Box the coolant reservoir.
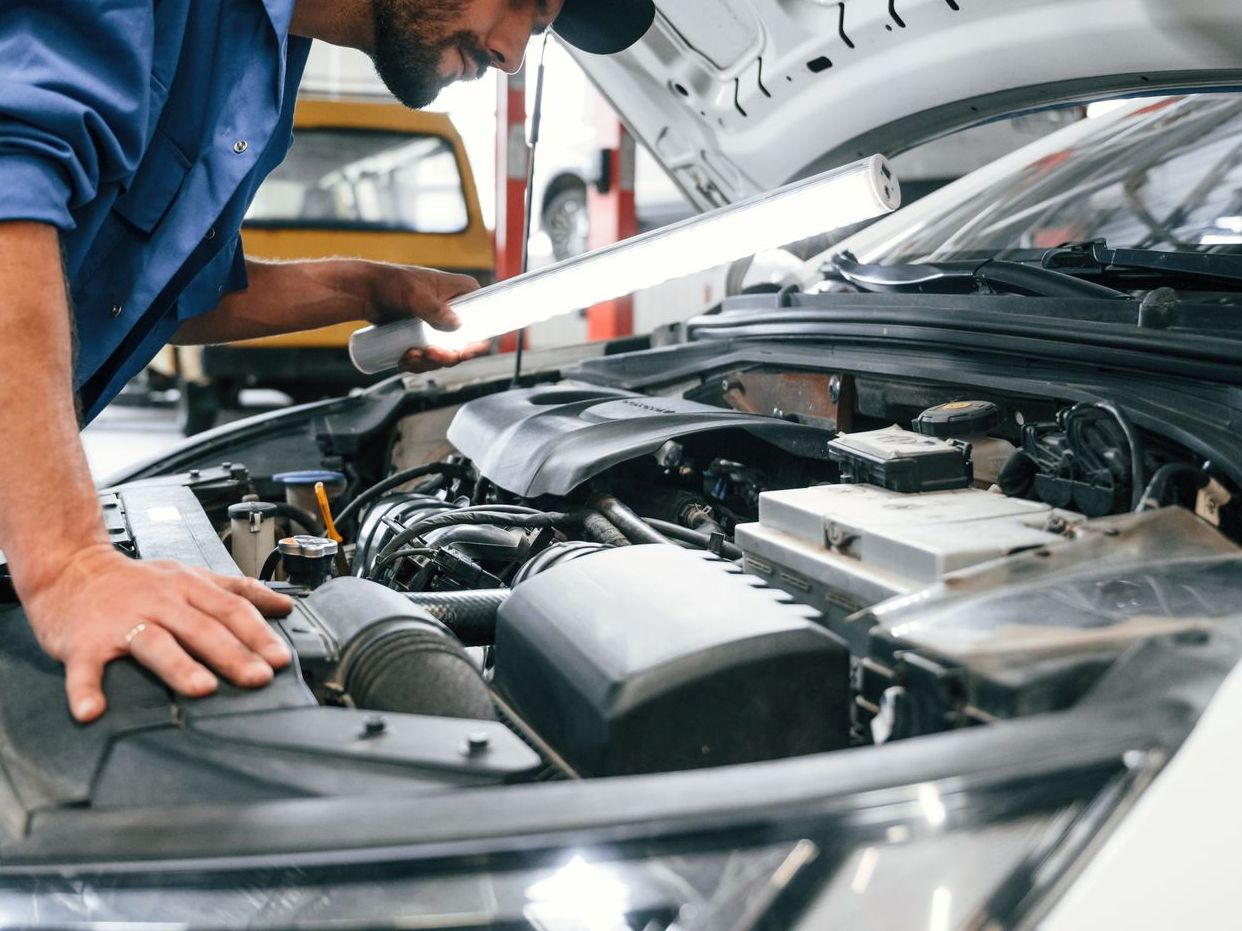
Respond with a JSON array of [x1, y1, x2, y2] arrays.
[[229, 501, 277, 578], [913, 400, 1016, 487], [970, 437, 1019, 487]]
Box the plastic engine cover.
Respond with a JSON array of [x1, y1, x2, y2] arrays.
[[494, 545, 850, 776], [447, 385, 832, 497]]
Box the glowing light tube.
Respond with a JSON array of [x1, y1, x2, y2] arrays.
[[349, 155, 900, 374]]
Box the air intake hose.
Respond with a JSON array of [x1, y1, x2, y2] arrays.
[[339, 620, 496, 720], [304, 577, 495, 720]]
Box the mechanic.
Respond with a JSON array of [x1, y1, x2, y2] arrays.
[[0, 0, 654, 723]]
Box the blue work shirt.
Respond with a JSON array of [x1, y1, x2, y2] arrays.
[[0, 0, 311, 422]]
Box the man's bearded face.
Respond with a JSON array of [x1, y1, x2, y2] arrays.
[[371, 0, 494, 109]]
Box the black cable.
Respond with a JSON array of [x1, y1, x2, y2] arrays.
[[643, 518, 745, 560], [1135, 462, 1209, 512], [334, 463, 470, 531], [258, 547, 283, 582], [511, 33, 550, 388], [367, 547, 438, 579], [374, 509, 570, 575], [1067, 401, 1147, 510]]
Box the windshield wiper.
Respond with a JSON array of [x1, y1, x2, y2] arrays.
[[1042, 241, 1242, 288], [830, 252, 1129, 300]]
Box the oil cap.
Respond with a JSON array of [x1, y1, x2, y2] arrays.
[[914, 400, 1003, 439]]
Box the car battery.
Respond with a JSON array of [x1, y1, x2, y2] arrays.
[[736, 483, 1077, 652]]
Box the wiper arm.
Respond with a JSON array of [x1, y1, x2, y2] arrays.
[[831, 252, 1128, 300], [1042, 241, 1242, 287]]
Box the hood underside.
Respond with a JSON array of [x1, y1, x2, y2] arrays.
[[570, 0, 1242, 209]]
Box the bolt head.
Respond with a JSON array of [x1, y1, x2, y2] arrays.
[[362, 715, 387, 736], [462, 731, 491, 755]]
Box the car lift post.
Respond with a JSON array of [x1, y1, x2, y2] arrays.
[[586, 96, 638, 341], [495, 67, 528, 353]]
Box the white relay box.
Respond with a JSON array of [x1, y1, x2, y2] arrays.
[[736, 484, 1078, 643]]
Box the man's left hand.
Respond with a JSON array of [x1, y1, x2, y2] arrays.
[[364, 264, 493, 374]]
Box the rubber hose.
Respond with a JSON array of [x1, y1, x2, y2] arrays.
[[644, 518, 745, 560], [590, 494, 672, 545], [579, 510, 631, 547], [405, 590, 510, 647], [1069, 401, 1147, 510], [271, 502, 322, 535], [342, 621, 496, 720], [334, 463, 470, 530], [1136, 462, 1209, 512], [511, 541, 612, 585], [375, 509, 569, 568], [258, 546, 283, 582]]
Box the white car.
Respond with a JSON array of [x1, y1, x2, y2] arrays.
[[6, 2, 1242, 927]]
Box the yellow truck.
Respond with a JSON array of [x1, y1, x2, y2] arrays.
[[174, 98, 494, 433]]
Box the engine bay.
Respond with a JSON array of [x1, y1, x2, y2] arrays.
[[3, 353, 1241, 814]]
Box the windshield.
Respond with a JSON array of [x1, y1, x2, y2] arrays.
[[872, 95, 1242, 264], [245, 129, 469, 234]]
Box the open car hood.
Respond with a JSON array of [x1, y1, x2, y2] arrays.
[[569, 0, 1242, 209]]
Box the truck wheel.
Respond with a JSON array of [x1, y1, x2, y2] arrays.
[[178, 382, 219, 436]]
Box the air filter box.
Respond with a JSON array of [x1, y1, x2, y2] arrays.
[[494, 546, 850, 776]]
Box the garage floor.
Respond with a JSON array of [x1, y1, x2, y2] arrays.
[[82, 404, 183, 482]]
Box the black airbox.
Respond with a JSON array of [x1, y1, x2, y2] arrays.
[[494, 546, 850, 776]]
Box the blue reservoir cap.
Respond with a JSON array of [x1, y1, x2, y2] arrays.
[[273, 470, 347, 487]]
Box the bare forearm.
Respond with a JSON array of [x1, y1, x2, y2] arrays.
[[170, 258, 373, 345], [0, 223, 108, 592], [170, 256, 482, 374]]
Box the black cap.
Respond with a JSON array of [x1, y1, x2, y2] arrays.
[[553, 0, 656, 55], [913, 401, 1004, 439]]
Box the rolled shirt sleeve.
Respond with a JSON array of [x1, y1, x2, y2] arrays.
[[0, 1, 153, 230]]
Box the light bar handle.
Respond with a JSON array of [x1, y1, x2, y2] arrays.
[[349, 318, 429, 375]]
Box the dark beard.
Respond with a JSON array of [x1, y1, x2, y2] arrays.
[[371, 0, 492, 109]]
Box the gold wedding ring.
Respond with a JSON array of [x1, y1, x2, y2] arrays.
[[125, 623, 148, 646]]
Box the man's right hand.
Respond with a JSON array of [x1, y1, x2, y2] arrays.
[[21, 544, 294, 722]]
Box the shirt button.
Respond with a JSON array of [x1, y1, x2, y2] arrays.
[[205, 228, 217, 241], [233, 140, 249, 154], [110, 304, 123, 318]]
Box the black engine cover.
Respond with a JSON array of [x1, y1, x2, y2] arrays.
[[494, 545, 850, 776], [447, 385, 831, 497]]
